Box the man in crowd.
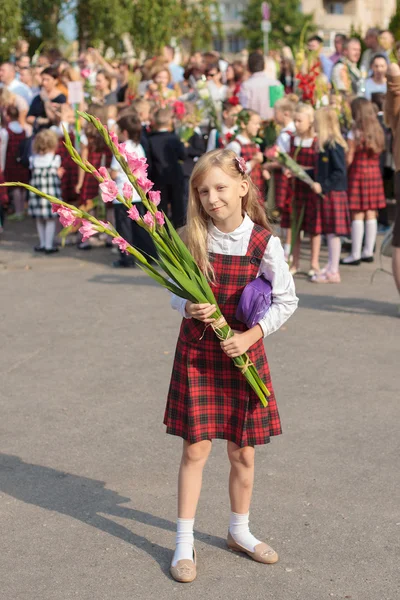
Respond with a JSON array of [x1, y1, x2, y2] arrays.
[[239, 51, 283, 121], [0, 61, 33, 105], [360, 28, 383, 73], [162, 45, 184, 85], [307, 35, 333, 80], [331, 38, 362, 94], [330, 34, 347, 65]]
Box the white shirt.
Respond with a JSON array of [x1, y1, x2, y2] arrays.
[[110, 140, 145, 204], [206, 124, 237, 152], [276, 122, 296, 153], [171, 214, 298, 337], [7, 78, 33, 105]]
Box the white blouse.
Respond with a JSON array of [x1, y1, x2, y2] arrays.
[[171, 214, 298, 337]]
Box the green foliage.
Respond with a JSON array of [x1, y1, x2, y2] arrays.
[[389, 0, 400, 43], [77, 0, 131, 52], [21, 0, 65, 49], [241, 0, 315, 51], [0, 0, 22, 62]]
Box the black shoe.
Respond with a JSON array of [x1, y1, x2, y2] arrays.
[[361, 256, 374, 263], [34, 245, 45, 252], [340, 257, 361, 266], [78, 242, 91, 250], [44, 247, 59, 255], [112, 260, 135, 268]]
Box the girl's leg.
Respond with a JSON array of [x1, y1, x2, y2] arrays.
[[327, 234, 342, 275], [227, 442, 260, 552], [310, 234, 321, 271], [292, 235, 301, 270], [13, 188, 26, 216], [172, 439, 211, 566], [341, 212, 364, 263], [36, 218, 46, 248], [362, 210, 378, 259], [44, 219, 56, 250], [283, 228, 291, 261]]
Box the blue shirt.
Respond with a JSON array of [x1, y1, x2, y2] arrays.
[[365, 78, 387, 100], [319, 53, 333, 81], [168, 63, 184, 84]]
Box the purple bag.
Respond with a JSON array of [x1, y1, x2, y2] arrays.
[[235, 275, 272, 329]]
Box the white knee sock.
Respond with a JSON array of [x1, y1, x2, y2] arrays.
[[172, 518, 195, 566], [229, 511, 261, 553], [342, 220, 364, 262], [36, 218, 46, 247], [327, 234, 342, 274], [44, 219, 56, 250], [362, 219, 377, 258]]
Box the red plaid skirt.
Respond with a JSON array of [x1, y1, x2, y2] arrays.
[[164, 225, 282, 447], [289, 138, 321, 235], [239, 141, 265, 204], [80, 148, 112, 203], [0, 171, 8, 206], [348, 150, 386, 212], [4, 129, 30, 184], [320, 191, 350, 235], [57, 133, 79, 205], [274, 169, 291, 228]]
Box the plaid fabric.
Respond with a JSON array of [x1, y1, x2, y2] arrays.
[[0, 171, 8, 206], [57, 131, 79, 205], [4, 128, 30, 184], [274, 169, 291, 228], [28, 156, 61, 219], [238, 141, 265, 204], [164, 225, 282, 447], [348, 149, 386, 211], [320, 191, 350, 235], [290, 137, 321, 235], [80, 147, 112, 203]]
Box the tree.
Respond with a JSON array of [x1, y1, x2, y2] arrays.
[[21, 0, 66, 50], [389, 0, 400, 43], [240, 0, 314, 52], [0, 0, 22, 62], [77, 0, 132, 52]]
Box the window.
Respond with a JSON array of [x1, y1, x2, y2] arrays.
[[327, 2, 344, 14]]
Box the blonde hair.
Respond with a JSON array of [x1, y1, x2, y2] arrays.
[[32, 129, 58, 154], [315, 106, 347, 151], [186, 149, 271, 281], [274, 97, 296, 116], [294, 102, 315, 137]]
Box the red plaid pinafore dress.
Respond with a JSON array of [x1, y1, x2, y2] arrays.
[[80, 146, 112, 203], [237, 140, 265, 205], [289, 137, 321, 235], [274, 169, 291, 228], [57, 131, 79, 205], [348, 145, 386, 212], [164, 225, 282, 448], [4, 128, 30, 184]]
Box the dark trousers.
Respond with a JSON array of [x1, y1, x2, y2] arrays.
[[155, 179, 186, 229], [114, 202, 157, 265]]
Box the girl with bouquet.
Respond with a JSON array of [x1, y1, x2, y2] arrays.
[[340, 98, 386, 265], [310, 107, 349, 283], [164, 149, 298, 583]]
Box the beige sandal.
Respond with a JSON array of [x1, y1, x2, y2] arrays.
[[170, 547, 197, 583], [227, 531, 279, 564]]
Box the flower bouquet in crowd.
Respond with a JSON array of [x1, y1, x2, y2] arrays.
[[2, 113, 270, 408], [173, 101, 203, 144], [195, 76, 222, 133], [294, 22, 329, 107]]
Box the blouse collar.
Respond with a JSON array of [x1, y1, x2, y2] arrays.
[[208, 213, 253, 241]]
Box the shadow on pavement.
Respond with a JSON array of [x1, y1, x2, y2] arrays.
[[0, 454, 226, 577], [298, 292, 397, 317]]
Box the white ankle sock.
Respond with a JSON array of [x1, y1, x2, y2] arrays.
[[172, 518, 194, 567], [350, 219, 364, 260], [327, 234, 341, 274], [229, 511, 261, 553], [362, 219, 377, 258]]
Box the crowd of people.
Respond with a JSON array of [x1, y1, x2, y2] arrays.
[[0, 31, 399, 296]]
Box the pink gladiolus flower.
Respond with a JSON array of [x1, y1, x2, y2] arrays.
[[98, 220, 111, 230], [51, 203, 60, 213], [148, 190, 161, 206], [126, 153, 148, 180], [58, 206, 80, 228], [123, 182, 133, 201], [99, 179, 119, 203], [79, 220, 97, 242], [137, 175, 153, 194], [98, 166, 110, 180], [112, 236, 129, 253], [143, 211, 154, 228], [155, 211, 165, 227], [265, 145, 279, 161], [109, 131, 119, 146], [127, 205, 140, 221]]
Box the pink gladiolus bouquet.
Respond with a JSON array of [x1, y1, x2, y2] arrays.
[[2, 112, 270, 407], [265, 145, 317, 190]]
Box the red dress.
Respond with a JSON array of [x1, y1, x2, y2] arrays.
[[237, 140, 265, 205], [56, 130, 79, 205], [164, 225, 282, 448], [80, 146, 112, 203], [348, 146, 386, 212], [4, 127, 30, 184], [274, 169, 291, 228], [289, 136, 321, 235]]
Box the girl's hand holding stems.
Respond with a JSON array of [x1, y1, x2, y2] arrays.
[[185, 301, 263, 358]]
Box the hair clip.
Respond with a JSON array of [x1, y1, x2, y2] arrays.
[[235, 156, 247, 175]]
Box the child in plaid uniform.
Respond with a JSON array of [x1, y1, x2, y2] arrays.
[[3, 106, 30, 220], [311, 107, 350, 283], [28, 129, 64, 254], [165, 149, 298, 583], [341, 98, 386, 265], [226, 109, 267, 205], [286, 103, 321, 276]]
